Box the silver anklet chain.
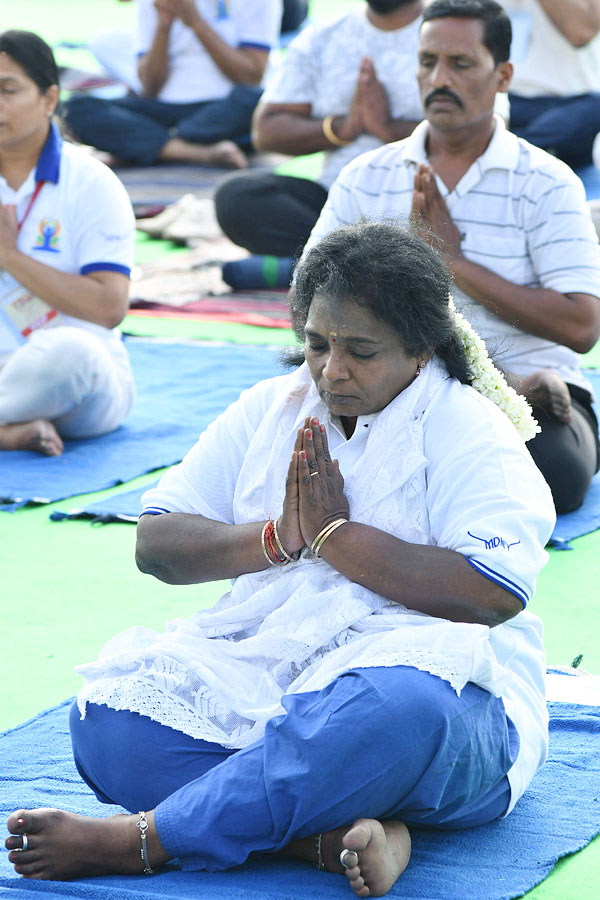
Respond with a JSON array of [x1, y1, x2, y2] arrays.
[[315, 833, 325, 870], [136, 811, 155, 875]]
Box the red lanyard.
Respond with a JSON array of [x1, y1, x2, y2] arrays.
[[17, 180, 44, 232]]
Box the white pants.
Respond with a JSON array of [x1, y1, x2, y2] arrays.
[[0, 327, 135, 438]]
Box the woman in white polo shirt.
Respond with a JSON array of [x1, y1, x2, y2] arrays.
[[6, 223, 555, 896], [0, 30, 136, 456]]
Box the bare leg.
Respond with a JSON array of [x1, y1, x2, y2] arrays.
[[5, 808, 169, 880], [0, 420, 63, 455], [5, 807, 409, 892], [158, 137, 247, 169], [519, 369, 572, 424], [284, 818, 411, 898]]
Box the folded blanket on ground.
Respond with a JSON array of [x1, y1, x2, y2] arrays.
[[128, 294, 291, 329], [0, 695, 598, 899], [0, 339, 285, 511]]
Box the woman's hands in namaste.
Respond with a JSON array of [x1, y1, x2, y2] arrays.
[[277, 417, 349, 555]]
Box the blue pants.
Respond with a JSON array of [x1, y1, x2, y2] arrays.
[[70, 667, 518, 872], [509, 92, 600, 169], [63, 85, 262, 165]]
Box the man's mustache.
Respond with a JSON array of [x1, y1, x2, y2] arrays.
[[425, 88, 464, 109]]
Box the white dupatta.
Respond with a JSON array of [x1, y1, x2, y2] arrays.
[[77, 361, 515, 748]]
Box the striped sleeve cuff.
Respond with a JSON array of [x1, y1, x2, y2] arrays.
[[466, 557, 530, 608], [139, 506, 171, 517], [238, 41, 271, 51], [81, 262, 131, 277]]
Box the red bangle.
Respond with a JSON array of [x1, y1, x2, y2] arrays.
[[261, 519, 288, 567]]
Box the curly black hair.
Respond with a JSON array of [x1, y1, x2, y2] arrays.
[[289, 220, 471, 384]]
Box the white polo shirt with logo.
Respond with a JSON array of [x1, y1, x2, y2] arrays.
[[0, 124, 135, 366], [306, 117, 600, 392], [136, 0, 283, 104]]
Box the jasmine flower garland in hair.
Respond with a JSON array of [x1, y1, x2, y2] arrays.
[[448, 298, 541, 442]]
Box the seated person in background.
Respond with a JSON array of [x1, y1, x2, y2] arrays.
[[280, 0, 309, 34], [0, 31, 136, 457], [214, 0, 425, 286], [63, 0, 283, 169], [503, 0, 600, 170], [90, 0, 308, 96], [6, 221, 555, 895], [306, 0, 600, 514]]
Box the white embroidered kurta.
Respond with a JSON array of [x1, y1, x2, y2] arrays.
[[76, 360, 555, 812]]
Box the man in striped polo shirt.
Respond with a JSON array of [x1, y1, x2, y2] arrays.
[[305, 0, 600, 514]]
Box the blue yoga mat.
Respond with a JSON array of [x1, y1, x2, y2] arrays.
[[0, 698, 598, 899], [50, 481, 160, 523], [0, 339, 285, 512]]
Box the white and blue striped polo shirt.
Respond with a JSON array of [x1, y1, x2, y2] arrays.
[[306, 117, 600, 392]]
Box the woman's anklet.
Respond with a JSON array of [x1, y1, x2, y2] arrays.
[[315, 832, 325, 870], [136, 811, 155, 875]]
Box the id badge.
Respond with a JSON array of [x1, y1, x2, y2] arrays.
[[0, 269, 58, 354]]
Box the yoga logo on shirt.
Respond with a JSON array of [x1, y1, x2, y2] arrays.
[[215, 0, 229, 19], [33, 218, 61, 254], [468, 531, 521, 551]]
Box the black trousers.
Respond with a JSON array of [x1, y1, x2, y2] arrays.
[[281, 0, 309, 33], [527, 384, 599, 514], [214, 172, 329, 257]]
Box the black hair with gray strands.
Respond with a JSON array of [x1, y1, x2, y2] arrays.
[[289, 220, 472, 384], [422, 0, 512, 64], [0, 30, 59, 92]]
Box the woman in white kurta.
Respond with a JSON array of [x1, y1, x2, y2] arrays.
[[6, 222, 555, 896], [0, 31, 135, 456]]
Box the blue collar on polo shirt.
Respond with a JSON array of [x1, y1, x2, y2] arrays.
[[34, 122, 63, 184]]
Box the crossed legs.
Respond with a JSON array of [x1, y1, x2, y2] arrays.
[[5, 667, 516, 894]]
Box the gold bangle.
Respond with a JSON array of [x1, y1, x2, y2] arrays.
[[322, 114, 350, 147], [273, 518, 301, 563], [311, 518, 349, 557]]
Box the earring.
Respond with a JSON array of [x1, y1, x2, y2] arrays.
[[415, 361, 425, 377]]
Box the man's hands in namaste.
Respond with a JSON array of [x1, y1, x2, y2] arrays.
[[335, 57, 392, 144], [277, 417, 349, 556], [411, 163, 462, 262]]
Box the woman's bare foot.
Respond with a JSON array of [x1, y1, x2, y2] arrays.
[[333, 819, 410, 897], [521, 369, 572, 424], [0, 420, 63, 455], [284, 818, 410, 897], [5, 808, 169, 880]]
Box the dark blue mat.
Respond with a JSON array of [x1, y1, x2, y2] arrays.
[[0, 698, 598, 899], [578, 165, 600, 200], [50, 480, 159, 523], [549, 370, 600, 548], [0, 339, 285, 511]]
